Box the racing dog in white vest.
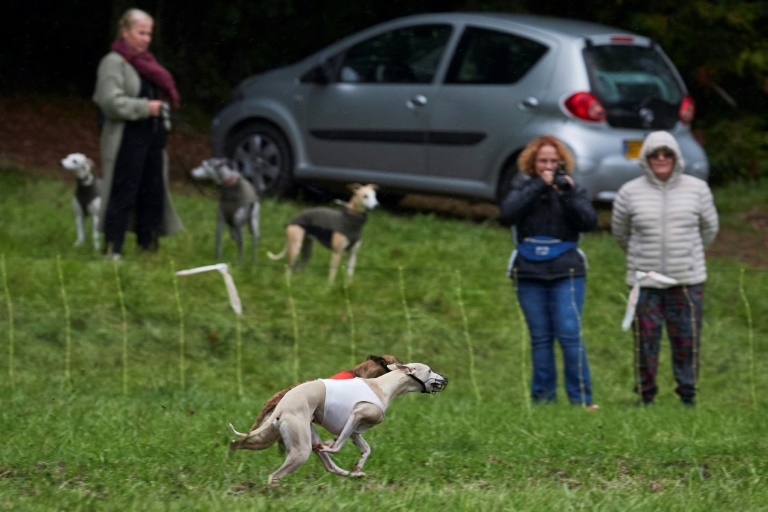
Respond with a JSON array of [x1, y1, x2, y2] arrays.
[[229, 362, 447, 485]]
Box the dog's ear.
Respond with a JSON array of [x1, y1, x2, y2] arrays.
[[391, 363, 412, 374], [85, 158, 95, 171], [368, 183, 379, 190], [348, 183, 363, 191], [378, 354, 401, 365]]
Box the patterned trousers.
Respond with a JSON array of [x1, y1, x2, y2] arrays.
[[632, 284, 703, 403]]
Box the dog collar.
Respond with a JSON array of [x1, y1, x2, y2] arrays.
[[407, 374, 428, 393]]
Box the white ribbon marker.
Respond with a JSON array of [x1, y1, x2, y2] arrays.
[[176, 263, 242, 315], [621, 271, 678, 331]]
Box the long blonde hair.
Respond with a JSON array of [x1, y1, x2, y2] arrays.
[[516, 135, 575, 176]]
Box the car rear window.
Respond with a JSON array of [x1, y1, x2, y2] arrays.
[[445, 27, 548, 85], [585, 44, 684, 129]]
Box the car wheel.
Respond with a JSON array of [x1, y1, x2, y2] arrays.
[[377, 190, 406, 208], [226, 122, 294, 197], [496, 160, 528, 203]]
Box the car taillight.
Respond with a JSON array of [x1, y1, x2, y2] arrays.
[[564, 92, 606, 122], [679, 96, 695, 124]]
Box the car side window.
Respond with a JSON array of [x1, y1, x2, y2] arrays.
[[337, 24, 452, 84], [445, 27, 548, 84]]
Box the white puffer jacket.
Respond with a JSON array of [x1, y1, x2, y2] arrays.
[[612, 131, 719, 288]]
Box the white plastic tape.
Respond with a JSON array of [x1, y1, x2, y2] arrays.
[[176, 263, 242, 315], [621, 271, 678, 331]]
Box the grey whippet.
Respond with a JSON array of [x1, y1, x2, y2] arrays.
[[229, 362, 448, 485], [190, 158, 260, 264], [60, 153, 102, 251], [267, 183, 378, 284]]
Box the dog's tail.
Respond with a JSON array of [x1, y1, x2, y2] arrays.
[[230, 423, 248, 438], [267, 246, 287, 260], [229, 421, 281, 452]]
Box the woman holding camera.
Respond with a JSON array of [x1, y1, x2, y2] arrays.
[[499, 134, 598, 408]]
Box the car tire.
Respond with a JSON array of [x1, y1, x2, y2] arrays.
[[225, 122, 294, 197], [496, 160, 530, 226], [496, 160, 528, 203], [377, 190, 406, 208]]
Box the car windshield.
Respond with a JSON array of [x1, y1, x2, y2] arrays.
[[585, 45, 684, 129]]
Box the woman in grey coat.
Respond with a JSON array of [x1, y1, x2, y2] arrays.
[[612, 130, 719, 406], [93, 8, 183, 259]]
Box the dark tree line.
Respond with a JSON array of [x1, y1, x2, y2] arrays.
[[5, 0, 768, 181]]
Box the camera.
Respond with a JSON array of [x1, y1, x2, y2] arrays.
[[160, 101, 172, 131], [553, 162, 572, 192]]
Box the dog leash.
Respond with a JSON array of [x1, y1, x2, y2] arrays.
[[621, 270, 678, 331]]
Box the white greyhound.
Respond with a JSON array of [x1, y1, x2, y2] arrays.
[[229, 362, 448, 485]]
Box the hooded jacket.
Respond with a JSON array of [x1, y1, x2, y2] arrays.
[[612, 131, 719, 288]]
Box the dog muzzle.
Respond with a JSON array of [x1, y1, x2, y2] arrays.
[[429, 376, 448, 394], [408, 374, 448, 394]]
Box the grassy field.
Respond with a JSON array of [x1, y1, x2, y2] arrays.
[[0, 166, 766, 511]]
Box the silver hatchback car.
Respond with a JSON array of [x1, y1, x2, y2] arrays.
[[211, 12, 708, 202]]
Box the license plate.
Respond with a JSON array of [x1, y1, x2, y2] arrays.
[[624, 140, 643, 159]]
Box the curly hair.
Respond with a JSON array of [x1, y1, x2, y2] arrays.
[[516, 135, 575, 177]]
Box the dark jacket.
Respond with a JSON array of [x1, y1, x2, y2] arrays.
[[499, 176, 597, 280]]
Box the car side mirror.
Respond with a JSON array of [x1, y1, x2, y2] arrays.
[[300, 60, 334, 85]]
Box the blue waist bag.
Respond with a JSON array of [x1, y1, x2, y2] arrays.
[[516, 236, 576, 261]]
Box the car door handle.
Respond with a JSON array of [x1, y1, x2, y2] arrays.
[[406, 95, 428, 109], [518, 96, 539, 110]]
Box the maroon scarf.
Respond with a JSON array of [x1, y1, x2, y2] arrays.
[[111, 38, 180, 108]]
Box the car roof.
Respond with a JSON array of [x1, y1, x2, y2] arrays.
[[282, 11, 652, 81], [373, 12, 639, 41]]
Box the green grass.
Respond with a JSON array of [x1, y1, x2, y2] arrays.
[[1, 166, 767, 510]]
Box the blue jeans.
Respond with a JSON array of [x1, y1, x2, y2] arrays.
[[516, 277, 592, 405]]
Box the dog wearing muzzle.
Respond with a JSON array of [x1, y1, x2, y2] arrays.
[[229, 362, 447, 485]]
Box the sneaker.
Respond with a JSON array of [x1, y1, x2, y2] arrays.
[[586, 404, 600, 411], [105, 252, 122, 261], [681, 398, 695, 407]]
